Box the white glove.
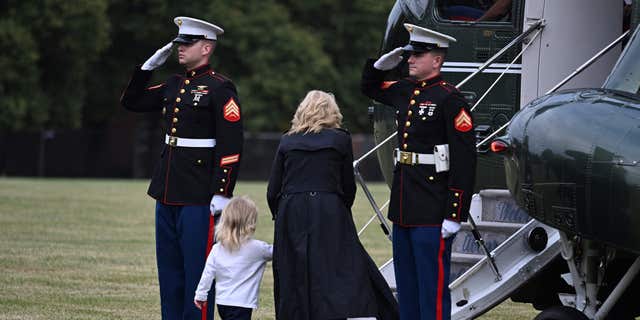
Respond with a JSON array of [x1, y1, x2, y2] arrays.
[[373, 47, 404, 70], [141, 42, 173, 70], [210, 195, 231, 215], [441, 219, 461, 239]]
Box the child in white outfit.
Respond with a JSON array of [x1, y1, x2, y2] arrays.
[[194, 196, 273, 320]]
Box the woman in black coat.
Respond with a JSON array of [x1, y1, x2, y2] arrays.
[[267, 90, 398, 320]]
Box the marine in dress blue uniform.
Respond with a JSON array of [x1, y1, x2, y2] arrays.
[[361, 24, 476, 320], [121, 17, 243, 320]]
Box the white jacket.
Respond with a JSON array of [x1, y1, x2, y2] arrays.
[[195, 239, 273, 309]]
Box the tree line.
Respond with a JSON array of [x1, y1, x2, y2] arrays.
[[0, 0, 394, 133]]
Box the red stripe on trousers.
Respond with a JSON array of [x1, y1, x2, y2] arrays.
[[202, 214, 215, 320], [399, 167, 403, 224], [436, 236, 446, 320]]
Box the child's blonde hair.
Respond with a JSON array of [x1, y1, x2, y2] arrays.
[[216, 196, 258, 252]]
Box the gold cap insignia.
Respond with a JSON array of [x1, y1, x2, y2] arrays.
[[176, 19, 182, 26]]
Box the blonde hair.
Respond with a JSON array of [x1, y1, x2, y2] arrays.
[[216, 196, 258, 252], [287, 90, 343, 135]]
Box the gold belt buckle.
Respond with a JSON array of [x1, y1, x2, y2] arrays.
[[168, 136, 178, 147], [398, 151, 414, 165]]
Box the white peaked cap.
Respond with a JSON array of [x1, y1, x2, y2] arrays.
[[173, 16, 224, 43], [403, 23, 456, 51]]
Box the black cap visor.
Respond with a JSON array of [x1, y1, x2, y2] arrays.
[[402, 41, 440, 53], [172, 34, 207, 44]]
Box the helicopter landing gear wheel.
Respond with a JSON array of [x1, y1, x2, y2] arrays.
[[533, 306, 589, 320]]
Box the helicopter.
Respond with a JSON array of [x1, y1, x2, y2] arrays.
[[355, 0, 640, 319]]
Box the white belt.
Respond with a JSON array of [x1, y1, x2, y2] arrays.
[[394, 148, 435, 165], [165, 135, 216, 148]]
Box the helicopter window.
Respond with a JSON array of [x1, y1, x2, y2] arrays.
[[436, 0, 513, 23]]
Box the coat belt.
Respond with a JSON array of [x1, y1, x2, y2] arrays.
[[165, 135, 217, 148]]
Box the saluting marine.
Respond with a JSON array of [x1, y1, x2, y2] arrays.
[[120, 16, 243, 320], [361, 24, 476, 320]]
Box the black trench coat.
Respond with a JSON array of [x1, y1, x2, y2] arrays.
[[267, 128, 399, 320]]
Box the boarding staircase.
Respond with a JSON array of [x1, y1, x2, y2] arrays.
[[373, 190, 562, 319]]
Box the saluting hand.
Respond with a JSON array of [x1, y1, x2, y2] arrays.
[[373, 47, 404, 71], [141, 42, 174, 70]]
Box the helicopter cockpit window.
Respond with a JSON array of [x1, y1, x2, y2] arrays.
[[436, 0, 512, 22]]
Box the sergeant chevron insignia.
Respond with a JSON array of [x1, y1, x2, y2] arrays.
[[223, 98, 240, 122], [454, 108, 472, 132]]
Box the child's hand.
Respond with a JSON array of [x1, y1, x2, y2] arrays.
[[194, 300, 207, 310]]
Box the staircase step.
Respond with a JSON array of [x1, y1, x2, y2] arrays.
[[450, 253, 479, 282], [461, 221, 526, 232], [452, 252, 485, 264], [475, 189, 530, 224], [452, 229, 514, 255]]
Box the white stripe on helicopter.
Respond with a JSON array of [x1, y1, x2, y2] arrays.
[[442, 61, 522, 74]]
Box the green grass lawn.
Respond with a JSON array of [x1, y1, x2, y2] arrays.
[[0, 178, 538, 319]]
